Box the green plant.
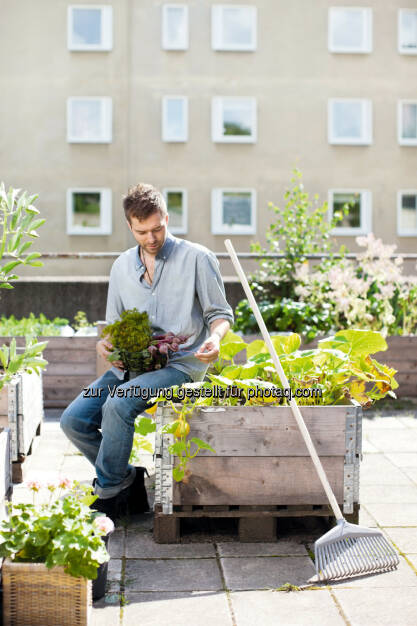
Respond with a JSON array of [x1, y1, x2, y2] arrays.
[[0, 479, 113, 580], [0, 184, 48, 391], [72, 310, 91, 331], [0, 313, 69, 337]]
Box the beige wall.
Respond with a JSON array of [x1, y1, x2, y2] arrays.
[[0, 0, 416, 278]]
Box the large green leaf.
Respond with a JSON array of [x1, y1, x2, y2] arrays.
[[219, 331, 246, 360], [335, 329, 387, 356]]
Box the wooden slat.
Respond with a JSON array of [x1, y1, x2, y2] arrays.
[[43, 349, 97, 364], [173, 456, 344, 506], [186, 405, 347, 456], [43, 363, 96, 376]]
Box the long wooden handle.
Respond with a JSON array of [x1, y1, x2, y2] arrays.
[[224, 239, 344, 521]]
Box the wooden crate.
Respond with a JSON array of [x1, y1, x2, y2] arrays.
[[154, 404, 362, 542]]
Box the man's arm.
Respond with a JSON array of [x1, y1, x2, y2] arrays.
[[194, 318, 230, 363]]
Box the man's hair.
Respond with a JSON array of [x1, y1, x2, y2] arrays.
[[123, 183, 167, 223]]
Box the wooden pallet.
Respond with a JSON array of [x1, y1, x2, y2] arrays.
[[153, 503, 360, 543]]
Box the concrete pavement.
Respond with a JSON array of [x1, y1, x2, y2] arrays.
[[10, 408, 417, 626]]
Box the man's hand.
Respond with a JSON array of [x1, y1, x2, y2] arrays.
[[194, 334, 221, 363], [96, 337, 124, 371]]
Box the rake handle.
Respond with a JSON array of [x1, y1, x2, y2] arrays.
[[225, 239, 344, 522]]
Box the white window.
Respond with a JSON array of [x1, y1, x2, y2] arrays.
[[66, 188, 112, 235], [398, 191, 417, 236], [162, 5, 188, 50], [398, 9, 417, 54], [67, 97, 112, 143], [163, 188, 187, 234], [212, 5, 257, 51], [162, 97, 188, 142], [212, 97, 257, 143], [67, 5, 112, 51], [328, 7, 372, 53], [328, 99, 372, 145], [398, 101, 417, 145], [211, 188, 256, 234], [328, 190, 372, 235]]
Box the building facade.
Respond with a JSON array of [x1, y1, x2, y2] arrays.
[[1, 0, 416, 277]]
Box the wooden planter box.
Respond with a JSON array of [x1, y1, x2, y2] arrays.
[[154, 404, 362, 542], [238, 334, 417, 398], [2, 559, 92, 626], [0, 427, 13, 521], [0, 373, 44, 482]]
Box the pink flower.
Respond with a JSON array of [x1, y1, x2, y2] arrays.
[[93, 516, 114, 535], [47, 481, 58, 492], [58, 477, 72, 490], [27, 480, 42, 492]]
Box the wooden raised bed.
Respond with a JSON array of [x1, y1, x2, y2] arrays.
[[154, 404, 362, 542], [0, 372, 44, 482], [237, 334, 417, 398]]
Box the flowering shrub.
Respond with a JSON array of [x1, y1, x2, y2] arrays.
[[0, 479, 114, 579], [295, 234, 417, 337]]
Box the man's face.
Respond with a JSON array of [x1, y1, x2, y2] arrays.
[[127, 211, 168, 256]]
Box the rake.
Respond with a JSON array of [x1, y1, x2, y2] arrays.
[[225, 238, 399, 582]]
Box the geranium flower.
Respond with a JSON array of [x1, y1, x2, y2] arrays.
[[93, 516, 115, 535]]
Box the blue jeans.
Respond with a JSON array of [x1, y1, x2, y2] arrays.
[[60, 367, 191, 498]]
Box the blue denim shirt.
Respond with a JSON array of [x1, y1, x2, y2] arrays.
[[105, 231, 234, 382]]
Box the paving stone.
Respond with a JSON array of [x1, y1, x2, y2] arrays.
[[332, 587, 417, 626], [358, 505, 379, 527], [122, 591, 232, 625], [124, 558, 223, 591], [217, 541, 308, 557], [230, 589, 345, 626], [364, 430, 417, 453], [362, 417, 406, 430], [385, 453, 417, 468], [402, 468, 417, 483], [384, 527, 417, 554], [221, 556, 315, 591], [91, 600, 120, 626], [360, 455, 413, 485], [108, 528, 125, 558], [399, 416, 417, 428], [126, 531, 215, 558], [406, 555, 417, 572], [108, 558, 122, 582], [365, 502, 417, 527], [127, 512, 154, 532], [329, 555, 417, 589], [361, 439, 379, 453], [360, 484, 417, 503]]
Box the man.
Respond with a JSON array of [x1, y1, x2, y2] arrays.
[[60, 183, 234, 520]]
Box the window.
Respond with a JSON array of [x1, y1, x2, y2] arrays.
[[328, 190, 372, 235], [398, 9, 417, 54], [67, 5, 112, 51], [162, 5, 188, 50], [398, 191, 417, 236], [66, 188, 112, 235], [328, 99, 372, 145], [211, 188, 256, 234], [212, 5, 257, 51], [162, 97, 188, 142], [398, 101, 417, 145], [328, 7, 372, 53], [163, 189, 187, 234], [212, 97, 257, 143], [67, 97, 112, 143]]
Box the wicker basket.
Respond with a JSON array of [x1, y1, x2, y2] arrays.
[[2, 559, 92, 626]]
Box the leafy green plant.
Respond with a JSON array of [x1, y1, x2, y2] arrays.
[[72, 310, 91, 331], [0, 184, 48, 391], [0, 313, 69, 337], [0, 479, 113, 580]]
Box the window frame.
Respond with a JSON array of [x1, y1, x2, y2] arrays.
[[66, 188, 112, 235], [328, 189, 372, 236], [162, 96, 188, 142], [211, 188, 256, 235], [67, 5, 113, 51], [162, 4, 189, 50], [212, 97, 257, 143], [211, 5, 257, 51], [398, 9, 417, 55], [328, 7, 372, 54], [163, 188, 188, 234], [397, 190, 417, 236], [67, 97, 113, 143], [398, 99, 417, 145], [328, 98, 372, 145]]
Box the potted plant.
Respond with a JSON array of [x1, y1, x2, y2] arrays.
[[0, 479, 114, 625]]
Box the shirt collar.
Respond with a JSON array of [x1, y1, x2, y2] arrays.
[[136, 230, 176, 269]]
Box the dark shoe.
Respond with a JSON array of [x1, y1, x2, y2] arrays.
[[127, 466, 150, 515], [90, 486, 129, 523]]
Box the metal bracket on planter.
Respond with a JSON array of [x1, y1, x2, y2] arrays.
[[154, 405, 174, 515], [343, 406, 359, 514], [8, 377, 19, 461]]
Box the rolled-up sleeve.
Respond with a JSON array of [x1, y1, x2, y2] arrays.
[[105, 263, 124, 324], [195, 252, 234, 327]]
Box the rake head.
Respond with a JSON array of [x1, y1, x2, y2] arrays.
[[313, 518, 399, 582]]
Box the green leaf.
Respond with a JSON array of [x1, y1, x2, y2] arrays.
[[190, 438, 215, 453], [335, 329, 387, 357], [246, 339, 267, 359], [135, 416, 156, 436], [1, 260, 20, 274], [173, 466, 185, 482], [169, 441, 187, 455]]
